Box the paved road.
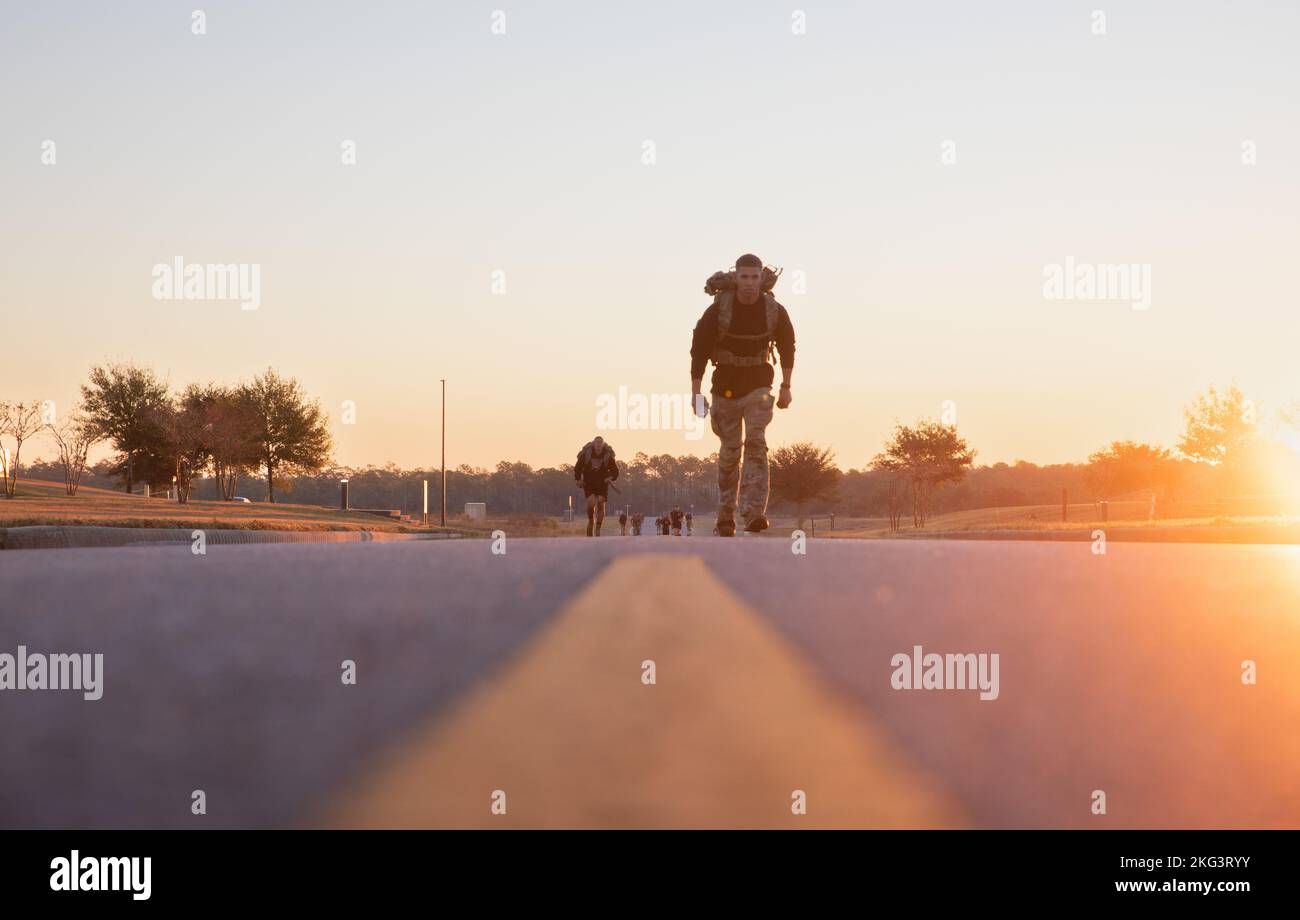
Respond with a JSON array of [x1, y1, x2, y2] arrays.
[[2, 537, 1298, 828]]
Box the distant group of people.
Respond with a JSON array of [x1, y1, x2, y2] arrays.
[[653, 506, 692, 536], [611, 506, 691, 536]]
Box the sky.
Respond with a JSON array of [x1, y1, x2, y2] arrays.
[[3, 1, 1298, 472]]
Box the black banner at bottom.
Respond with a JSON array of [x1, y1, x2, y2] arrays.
[[0, 829, 1286, 907]]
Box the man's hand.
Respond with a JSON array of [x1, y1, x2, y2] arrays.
[[575, 479, 583, 490], [776, 385, 792, 409], [693, 392, 709, 417]]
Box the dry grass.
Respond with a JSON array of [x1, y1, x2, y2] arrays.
[[0, 478, 461, 534], [449, 513, 586, 538], [813, 501, 1300, 543]]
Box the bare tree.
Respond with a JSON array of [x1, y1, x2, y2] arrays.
[[0, 401, 9, 493], [869, 454, 908, 531], [1, 400, 44, 498], [47, 411, 100, 496]]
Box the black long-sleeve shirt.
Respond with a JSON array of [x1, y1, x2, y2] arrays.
[[690, 296, 796, 399], [574, 443, 619, 486]]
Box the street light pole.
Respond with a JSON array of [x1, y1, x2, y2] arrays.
[[440, 378, 447, 527]]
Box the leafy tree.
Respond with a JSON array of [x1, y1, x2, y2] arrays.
[[240, 369, 333, 502], [80, 363, 171, 494], [1084, 441, 1176, 500], [871, 420, 976, 528], [153, 384, 223, 503], [769, 442, 842, 531], [1179, 383, 1255, 467]]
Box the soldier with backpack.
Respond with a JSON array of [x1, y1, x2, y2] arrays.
[[574, 436, 619, 537], [690, 254, 796, 536]]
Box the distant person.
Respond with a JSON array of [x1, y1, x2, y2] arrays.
[[670, 505, 684, 536], [574, 436, 619, 537], [691, 253, 795, 536], [630, 512, 643, 535], [618, 510, 628, 535], [685, 511, 693, 535]]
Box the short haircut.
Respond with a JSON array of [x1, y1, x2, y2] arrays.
[[735, 253, 763, 269]]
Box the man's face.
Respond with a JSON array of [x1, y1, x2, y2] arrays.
[[736, 264, 762, 300], [593, 437, 605, 455]]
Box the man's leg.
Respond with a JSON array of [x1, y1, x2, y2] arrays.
[[738, 387, 776, 529], [594, 495, 606, 535], [710, 394, 743, 534], [585, 493, 597, 536]]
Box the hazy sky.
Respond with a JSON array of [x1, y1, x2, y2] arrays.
[[4, 1, 1297, 471]]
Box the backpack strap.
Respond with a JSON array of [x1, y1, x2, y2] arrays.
[[712, 292, 779, 367]]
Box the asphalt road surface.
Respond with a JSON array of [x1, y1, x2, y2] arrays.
[[3, 536, 1298, 828]]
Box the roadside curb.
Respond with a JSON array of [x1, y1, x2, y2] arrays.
[[0, 525, 463, 551]]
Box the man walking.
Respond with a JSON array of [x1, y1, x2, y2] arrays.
[[574, 436, 619, 537], [690, 253, 795, 536]]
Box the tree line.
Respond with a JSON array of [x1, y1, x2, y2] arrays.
[[2, 364, 331, 502], [6, 371, 1295, 528]]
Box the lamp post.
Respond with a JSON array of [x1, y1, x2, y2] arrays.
[[440, 378, 447, 527]]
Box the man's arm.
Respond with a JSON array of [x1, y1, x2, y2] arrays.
[[690, 303, 718, 402], [691, 304, 722, 410], [775, 303, 796, 407]]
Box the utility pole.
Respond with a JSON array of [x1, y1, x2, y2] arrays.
[[440, 378, 447, 527]]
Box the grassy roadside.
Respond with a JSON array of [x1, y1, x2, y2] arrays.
[[797, 503, 1300, 544], [0, 478, 461, 535], [11, 480, 1296, 543]]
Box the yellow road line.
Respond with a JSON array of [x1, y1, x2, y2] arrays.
[[320, 554, 967, 828]]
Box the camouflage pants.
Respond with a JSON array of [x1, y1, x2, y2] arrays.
[[710, 386, 774, 526]]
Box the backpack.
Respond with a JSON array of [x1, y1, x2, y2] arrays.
[[577, 440, 615, 475], [703, 266, 782, 368]]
